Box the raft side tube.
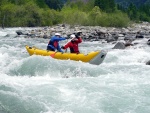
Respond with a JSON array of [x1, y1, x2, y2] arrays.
[[89, 50, 107, 65]]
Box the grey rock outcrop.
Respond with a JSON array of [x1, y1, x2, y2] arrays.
[[146, 60, 150, 65], [112, 42, 125, 49]]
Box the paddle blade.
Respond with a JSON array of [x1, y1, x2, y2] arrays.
[[50, 52, 56, 58]]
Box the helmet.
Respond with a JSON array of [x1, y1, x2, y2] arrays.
[[55, 33, 61, 36], [77, 31, 82, 33], [70, 34, 75, 38], [77, 31, 82, 36]]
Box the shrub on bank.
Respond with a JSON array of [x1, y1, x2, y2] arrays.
[[0, 1, 130, 27]]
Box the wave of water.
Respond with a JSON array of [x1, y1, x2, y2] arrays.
[[0, 28, 150, 113]]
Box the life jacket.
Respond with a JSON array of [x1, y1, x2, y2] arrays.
[[63, 37, 82, 53], [69, 41, 79, 53], [49, 40, 58, 48]]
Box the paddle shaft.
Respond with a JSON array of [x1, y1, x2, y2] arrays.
[[64, 37, 76, 52]]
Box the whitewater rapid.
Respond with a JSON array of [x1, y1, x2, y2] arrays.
[[0, 28, 150, 113]]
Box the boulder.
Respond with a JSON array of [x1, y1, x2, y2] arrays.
[[112, 42, 125, 49], [125, 42, 133, 47], [16, 30, 28, 35], [147, 39, 150, 45], [136, 31, 144, 38], [16, 30, 23, 35], [146, 60, 150, 65]]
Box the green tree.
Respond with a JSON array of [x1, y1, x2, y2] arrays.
[[61, 5, 88, 25], [0, 3, 17, 27], [23, 1, 42, 27], [127, 3, 138, 20], [139, 5, 150, 16], [35, 0, 48, 8], [94, 0, 115, 13], [65, 0, 95, 12], [88, 6, 102, 25], [7, 0, 30, 5], [45, 0, 63, 10], [0, 0, 9, 28]]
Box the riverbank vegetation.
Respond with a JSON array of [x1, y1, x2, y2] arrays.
[[0, 0, 150, 28]]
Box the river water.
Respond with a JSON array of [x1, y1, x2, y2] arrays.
[[0, 27, 150, 113]]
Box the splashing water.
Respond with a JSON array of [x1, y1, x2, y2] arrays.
[[0, 28, 150, 113]]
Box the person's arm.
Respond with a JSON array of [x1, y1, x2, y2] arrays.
[[59, 37, 66, 41], [75, 37, 82, 43], [53, 37, 66, 41], [62, 42, 71, 49], [57, 44, 63, 52]]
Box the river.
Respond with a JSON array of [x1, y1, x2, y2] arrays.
[[0, 27, 150, 113]]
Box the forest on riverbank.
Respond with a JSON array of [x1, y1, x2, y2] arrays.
[[0, 0, 150, 28]]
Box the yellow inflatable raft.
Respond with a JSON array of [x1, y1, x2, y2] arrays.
[[25, 45, 107, 65]]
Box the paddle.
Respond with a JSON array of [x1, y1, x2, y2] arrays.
[[50, 51, 57, 58], [64, 36, 76, 52]]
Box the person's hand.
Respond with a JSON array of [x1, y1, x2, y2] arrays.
[[75, 35, 79, 39], [77, 32, 82, 36], [61, 46, 65, 49]]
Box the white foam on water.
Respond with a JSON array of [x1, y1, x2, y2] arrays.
[[0, 31, 7, 36], [0, 28, 150, 113]]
